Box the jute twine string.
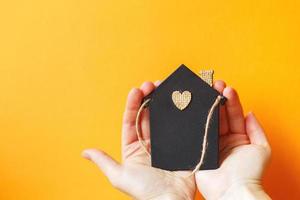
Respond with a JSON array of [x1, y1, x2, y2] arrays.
[[135, 98, 152, 157], [135, 95, 222, 178]]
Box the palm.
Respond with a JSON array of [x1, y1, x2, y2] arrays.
[[120, 85, 195, 200], [121, 141, 195, 199], [195, 82, 271, 199], [83, 81, 195, 200]]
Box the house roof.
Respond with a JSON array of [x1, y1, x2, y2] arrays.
[[145, 64, 221, 103]]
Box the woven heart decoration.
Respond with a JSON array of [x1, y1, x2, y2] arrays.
[[172, 91, 192, 110]]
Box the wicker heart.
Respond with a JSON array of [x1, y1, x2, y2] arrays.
[[172, 91, 192, 110]]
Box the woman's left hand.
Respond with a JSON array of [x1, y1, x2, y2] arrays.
[[82, 81, 196, 200]]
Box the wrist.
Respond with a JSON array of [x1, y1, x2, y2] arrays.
[[219, 180, 271, 200]]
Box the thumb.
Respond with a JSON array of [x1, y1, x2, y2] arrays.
[[82, 149, 123, 188], [245, 112, 270, 148]]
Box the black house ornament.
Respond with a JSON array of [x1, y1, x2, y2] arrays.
[[136, 64, 226, 172]]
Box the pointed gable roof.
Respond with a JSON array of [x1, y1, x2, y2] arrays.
[[150, 64, 220, 103]]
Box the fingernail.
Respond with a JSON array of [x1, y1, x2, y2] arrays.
[[248, 112, 260, 126], [130, 87, 138, 93], [140, 81, 150, 88], [154, 80, 161, 86], [248, 111, 256, 119], [81, 150, 91, 160]]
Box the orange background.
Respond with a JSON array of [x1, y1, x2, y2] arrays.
[[0, 0, 299, 199]]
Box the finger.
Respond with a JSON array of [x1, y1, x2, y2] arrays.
[[140, 81, 155, 96], [140, 82, 155, 140], [213, 80, 226, 92], [154, 80, 162, 87], [122, 88, 144, 145], [223, 87, 245, 134], [82, 149, 123, 188], [213, 80, 228, 135], [245, 112, 270, 149]]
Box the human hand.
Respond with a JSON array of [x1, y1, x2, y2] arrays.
[[195, 81, 271, 200], [82, 81, 196, 200]]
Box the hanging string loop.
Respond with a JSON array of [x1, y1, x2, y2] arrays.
[[135, 95, 223, 177]]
